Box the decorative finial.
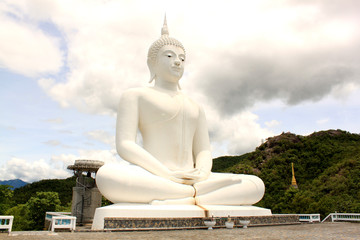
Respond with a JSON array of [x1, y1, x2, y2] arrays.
[[161, 14, 169, 36], [291, 162, 298, 189]]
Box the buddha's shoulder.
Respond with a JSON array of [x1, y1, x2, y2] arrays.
[[121, 87, 152, 98], [181, 93, 202, 109]]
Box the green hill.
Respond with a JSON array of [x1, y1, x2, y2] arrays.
[[212, 129, 360, 218], [13, 176, 76, 206]]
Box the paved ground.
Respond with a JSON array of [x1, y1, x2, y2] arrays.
[[1, 222, 359, 240]]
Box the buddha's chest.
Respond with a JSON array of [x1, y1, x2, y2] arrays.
[[138, 92, 199, 127]]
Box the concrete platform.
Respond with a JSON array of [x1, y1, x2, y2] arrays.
[[92, 204, 272, 230]]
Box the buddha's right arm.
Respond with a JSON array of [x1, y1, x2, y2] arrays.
[[115, 90, 183, 182]]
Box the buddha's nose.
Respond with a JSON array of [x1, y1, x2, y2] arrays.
[[174, 61, 180, 66]]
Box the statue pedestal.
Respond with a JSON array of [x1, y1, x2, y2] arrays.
[[91, 204, 272, 230]]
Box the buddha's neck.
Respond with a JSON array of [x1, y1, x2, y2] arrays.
[[154, 79, 179, 93]]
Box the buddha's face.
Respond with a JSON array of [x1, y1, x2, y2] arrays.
[[154, 45, 185, 83]]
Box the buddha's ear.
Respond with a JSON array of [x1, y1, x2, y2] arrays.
[[147, 58, 156, 83], [149, 73, 156, 83]]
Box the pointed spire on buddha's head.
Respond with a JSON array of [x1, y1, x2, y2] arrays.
[[161, 14, 169, 36]]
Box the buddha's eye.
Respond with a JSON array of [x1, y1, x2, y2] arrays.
[[167, 54, 172, 58]]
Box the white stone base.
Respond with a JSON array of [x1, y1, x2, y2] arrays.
[[201, 205, 272, 217], [91, 203, 271, 230]]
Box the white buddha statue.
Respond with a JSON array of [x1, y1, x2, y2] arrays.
[[95, 18, 265, 206]]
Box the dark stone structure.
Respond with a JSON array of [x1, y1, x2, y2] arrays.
[[68, 160, 104, 224]]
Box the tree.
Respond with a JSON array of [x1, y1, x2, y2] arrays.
[[27, 192, 61, 230], [5, 204, 31, 231], [0, 185, 13, 214]]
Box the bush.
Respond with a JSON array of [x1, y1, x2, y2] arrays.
[[27, 192, 61, 230]]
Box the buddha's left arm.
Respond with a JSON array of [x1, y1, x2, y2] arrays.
[[193, 106, 213, 179]]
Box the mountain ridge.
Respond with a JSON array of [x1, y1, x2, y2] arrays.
[[0, 179, 29, 189]]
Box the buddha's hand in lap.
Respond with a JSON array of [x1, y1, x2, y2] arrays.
[[170, 169, 209, 185]]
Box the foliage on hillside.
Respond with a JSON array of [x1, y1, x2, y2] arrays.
[[5, 191, 64, 231], [0, 185, 13, 215], [27, 192, 62, 230], [13, 176, 76, 206], [1, 177, 76, 230], [212, 129, 360, 218]]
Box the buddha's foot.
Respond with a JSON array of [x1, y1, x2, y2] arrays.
[[150, 197, 195, 205]]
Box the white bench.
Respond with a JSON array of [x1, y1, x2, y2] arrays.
[[45, 212, 76, 232], [0, 216, 14, 233], [298, 214, 321, 222], [51, 216, 76, 232], [45, 212, 72, 222]]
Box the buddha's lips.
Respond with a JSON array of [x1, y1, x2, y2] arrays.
[[172, 67, 182, 71]]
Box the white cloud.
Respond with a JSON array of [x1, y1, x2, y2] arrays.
[[50, 153, 77, 167], [42, 140, 74, 149], [317, 118, 329, 125], [0, 149, 119, 182], [77, 149, 118, 164], [206, 109, 274, 156], [0, 157, 71, 182], [5, 0, 357, 118], [35, 1, 156, 115], [0, 10, 63, 77], [86, 130, 115, 148], [52, 149, 119, 167], [331, 82, 360, 101], [265, 120, 281, 128], [38, 78, 56, 90], [43, 140, 61, 146], [43, 118, 64, 124]]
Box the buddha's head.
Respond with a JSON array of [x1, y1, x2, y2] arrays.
[[147, 17, 186, 85]]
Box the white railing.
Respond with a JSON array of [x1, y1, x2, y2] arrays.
[[322, 213, 360, 223], [45, 211, 72, 221], [51, 216, 76, 232], [45, 212, 76, 232], [0, 216, 14, 233], [298, 214, 321, 222]]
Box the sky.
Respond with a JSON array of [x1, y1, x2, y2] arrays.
[[1, 0, 359, 182]]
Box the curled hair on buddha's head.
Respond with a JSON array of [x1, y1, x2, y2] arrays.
[[147, 15, 186, 84]]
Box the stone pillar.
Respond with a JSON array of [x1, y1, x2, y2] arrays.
[[71, 186, 103, 224]]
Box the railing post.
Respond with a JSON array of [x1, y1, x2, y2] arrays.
[[9, 217, 13, 233], [51, 218, 55, 232]]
